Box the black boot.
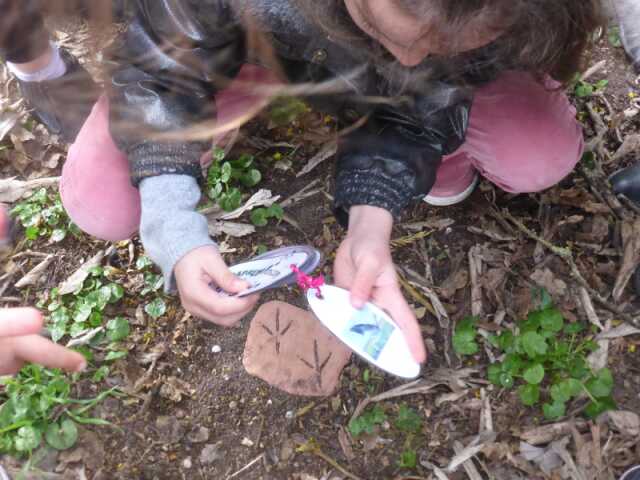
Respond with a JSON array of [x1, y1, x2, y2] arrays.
[[615, 0, 640, 71], [17, 48, 101, 143]]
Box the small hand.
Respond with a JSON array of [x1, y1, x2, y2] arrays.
[[334, 206, 427, 363], [174, 245, 259, 327], [0, 308, 87, 375]]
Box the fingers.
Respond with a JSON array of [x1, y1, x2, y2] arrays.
[[186, 278, 258, 326], [349, 256, 381, 308], [12, 335, 87, 372], [0, 204, 9, 242], [201, 248, 249, 294], [378, 288, 427, 363], [0, 308, 44, 337]]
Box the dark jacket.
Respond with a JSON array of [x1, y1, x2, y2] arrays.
[[108, 0, 486, 221]]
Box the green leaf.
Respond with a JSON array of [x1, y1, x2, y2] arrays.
[[25, 226, 40, 241], [208, 182, 224, 200], [250, 208, 269, 227], [398, 449, 417, 469], [87, 311, 102, 328], [584, 395, 616, 419], [585, 368, 614, 398], [492, 331, 515, 352], [543, 401, 566, 420], [145, 298, 166, 319], [108, 284, 124, 303], [563, 322, 585, 335], [595, 79, 609, 90], [608, 26, 622, 47], [92, 366, 109, 382], [106, 317, 130, 342], [45, 419, 78, 450], [212, 146, 225, 163], [575, 82, 593, 98], [49, 322, 67, 343], [348, 405, 386, 437], [395, 405, 422, 433], [220, 188, 242, 211], [487, 364, 502, 385], [14, 426, 42, 452], [453, 317, 478, 356], [523, 364, 545, 385], [521, 331, 548, 359], [499, 372, 514, 389], [233, 153, 254, 169], [50, 228, 67, 243], [503, 353, 524, 375], [136, 256, 153, 270], [267, 204, 284, 220], [537, 308, 564, 333], [105, 350, 127, 361], [550, 378, 583, 403], [220, 162, 232, 183], [534, 287, 553, 310], [518, 384, 540, 406], [240, 169, 262, 187]]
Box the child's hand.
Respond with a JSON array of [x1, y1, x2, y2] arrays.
[[174, 245, 259, 326], [334, 206, 427, 363], [0, 308, 87, 375]]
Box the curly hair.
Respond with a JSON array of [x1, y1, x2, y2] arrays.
[[292, 0, 604, 84]]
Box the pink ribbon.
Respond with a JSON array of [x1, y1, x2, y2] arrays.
[[290, 265, 324, 298]]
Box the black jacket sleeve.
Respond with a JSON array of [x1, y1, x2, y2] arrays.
[[333, 99, 470, 225], [106, 0, 246, 185]]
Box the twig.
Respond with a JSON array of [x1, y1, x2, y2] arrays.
[[296, 439, 363, 480], [580, 60, 606, 82], [280, 179, 322, 208], [396, 269, 437, 317], [502, 209, 637, 326], [225, 453, 265, 480]]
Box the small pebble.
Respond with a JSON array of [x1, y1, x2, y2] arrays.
[[241, 437, 254, 447], [211, 345, 222, 353], [229, 401, 238, 409], [182, 457, 192, 469], [285, 410, 294, 420]]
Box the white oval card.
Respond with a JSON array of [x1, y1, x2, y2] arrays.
[[307, 285, 421, 379], [230, 251, 309, 297]]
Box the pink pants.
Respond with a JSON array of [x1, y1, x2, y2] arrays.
[[60, 66, 583, 241]]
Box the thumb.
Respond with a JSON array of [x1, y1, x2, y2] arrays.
[[0, 308, 43, 337], [350, 257, 381, 309], [202, 250, 248, 294]]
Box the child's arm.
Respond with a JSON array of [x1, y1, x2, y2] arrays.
[[332, 101, 470, 363], [106, 2, 257, 324]]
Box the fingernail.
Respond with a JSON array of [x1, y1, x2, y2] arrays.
[[76, 361, 87, 373]]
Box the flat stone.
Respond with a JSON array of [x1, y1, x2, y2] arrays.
[[199, 442, 223, 465], [243, 301, 351, 396]]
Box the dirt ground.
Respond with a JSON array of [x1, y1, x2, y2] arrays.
[[1, 22, 640, 480]]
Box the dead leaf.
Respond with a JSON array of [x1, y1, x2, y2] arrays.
[[596, 323, 640, 340], [296, 140, 337, 177], [612, 133, 640, 162], [605, 411, 640, 437], [0, 176, 60, 203], [58, 250, 105, 295], [0, 111, 19, 142], [337, 427, 355, 461], [519, 442, 563, 475], [613, 218, 640, 301], [208, 221, 255, 238], [14, 255, 54, 288], [530, 268, 567, 298], [439, 268, 468, 300], [519, 421, 589, 445]]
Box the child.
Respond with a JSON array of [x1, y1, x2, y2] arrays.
[[60, 0, 602, 364]]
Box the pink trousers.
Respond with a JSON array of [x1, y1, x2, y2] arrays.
[[60, 66, 583, 241]]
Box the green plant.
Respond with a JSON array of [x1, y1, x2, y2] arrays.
[[250, 204, 284, 227], [348, 405, 386, 437], [456, 302, 616, 420], [206, 148, 262, 212], [398, 449, 417, 469], [608, 26, 622, 48], [135, 256, 167, 319], [0, 364, 120, 456], [452, 317, 479, 355], [45, 266, 126, 345], [10, 188, 80, 243], [395, 404, 422, 434], [573, 78, 608, 98], [268, 96, 308, 126]]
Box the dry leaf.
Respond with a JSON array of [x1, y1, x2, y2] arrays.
[[530, 268, 567, 298], [14, 255, 54, 288], [58, 250, 105, 295], [0, 176, 60, 203], [296, 140, 337, 177], [605, 411, 640, 437]]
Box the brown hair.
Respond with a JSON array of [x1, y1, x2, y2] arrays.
[[291, 0, 604, 84]]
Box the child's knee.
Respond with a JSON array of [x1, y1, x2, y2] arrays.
[[489, 128, 583, 193], [60, 96, 141, 242]]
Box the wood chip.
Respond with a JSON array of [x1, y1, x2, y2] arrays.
[[613, 218, 640, 301], [58, 250, 105, 295], [296, 140, 337, 177]]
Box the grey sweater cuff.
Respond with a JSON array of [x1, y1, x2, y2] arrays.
[[139, 174, 216, 292]]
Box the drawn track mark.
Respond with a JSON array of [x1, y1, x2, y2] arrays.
[[297, 339, 332, 388], [261, 308, 293, 355]]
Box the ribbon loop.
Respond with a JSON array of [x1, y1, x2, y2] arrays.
[[290, 265, 324, 298]]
